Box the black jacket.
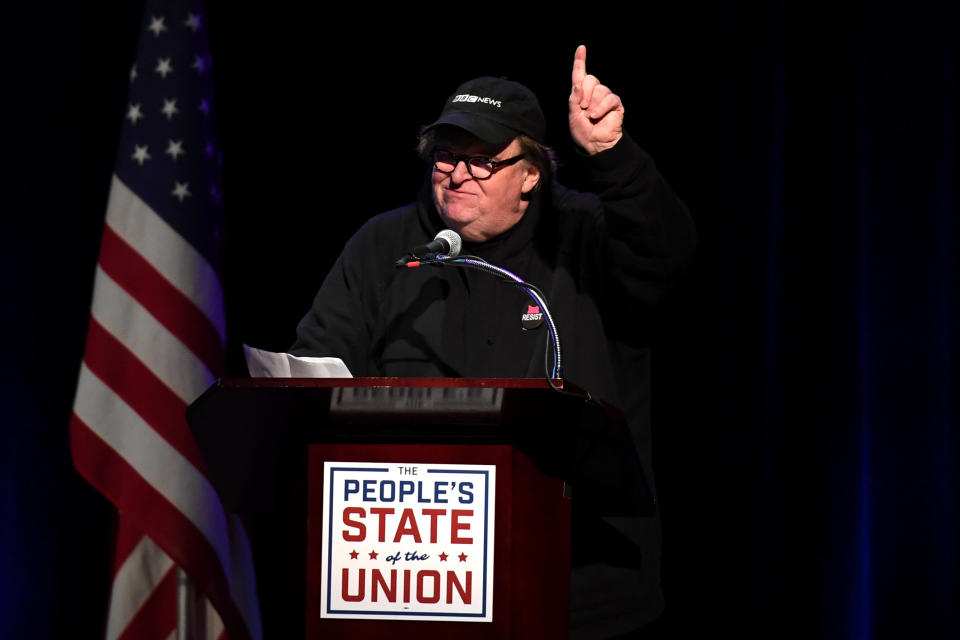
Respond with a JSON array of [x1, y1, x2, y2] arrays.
[[292, 132, 695, 636]]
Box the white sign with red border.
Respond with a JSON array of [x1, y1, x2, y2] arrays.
[[319, 461, 496, 622]]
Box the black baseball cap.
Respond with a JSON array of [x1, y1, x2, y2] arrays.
[[422, 76, 546, 145]]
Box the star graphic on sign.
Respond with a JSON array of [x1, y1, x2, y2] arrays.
[[458, 553, 468, 562], [171, 181, 191, 202], [147, 15, 167, 37], [165, 139, 185, 160], [185, 12, 202, 32], [155, 57, 173, 78], [198, 98, 211, 116], [131, 144, 151, 166], [349, 550, 359, 560], [368, 550, 378, 560], [130, 65, 137, 82], [438, 552, 448, 562], [126, 103, 144, 124], [161, 98, 179, 119]]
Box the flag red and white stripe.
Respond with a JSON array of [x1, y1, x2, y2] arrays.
[[71, 3, 261, 639]]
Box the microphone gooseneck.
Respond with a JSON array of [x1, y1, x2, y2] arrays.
[[395, 230, 564, 383], [452, 256, 563, 380]]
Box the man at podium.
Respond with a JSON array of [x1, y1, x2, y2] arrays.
[[290, 45, 695, 639]]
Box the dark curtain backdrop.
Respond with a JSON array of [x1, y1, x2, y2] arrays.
[[2, 2, 955, 638]]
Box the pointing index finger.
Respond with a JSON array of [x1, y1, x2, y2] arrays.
[[572, 44, 587, 88]]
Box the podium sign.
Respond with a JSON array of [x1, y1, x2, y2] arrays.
[[186, 378, 643, 638], [319, 461, 496, 621]]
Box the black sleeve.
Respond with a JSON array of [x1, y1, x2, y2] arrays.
[[288, 230, 376, 376], [571, 131, 697, 307]]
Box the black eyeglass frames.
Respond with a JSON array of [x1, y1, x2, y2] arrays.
[[432, 149, 525, 180]]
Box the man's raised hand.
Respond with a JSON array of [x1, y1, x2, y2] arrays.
[[569, 45, 624, 155]]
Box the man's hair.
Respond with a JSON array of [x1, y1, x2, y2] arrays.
[[416, 128, 557, 193]]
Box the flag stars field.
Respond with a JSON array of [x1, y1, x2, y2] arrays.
[[126, 103, 144, 124], [192, 55, 210, 74], [155, 57, 173, 78], [147, 15, 166, 37], [165, 139, 185, 160], [184, 13, 201, 31], [161, 99, 179, 119], [131, 145, 151, 166], [171, 181, 191, 202]]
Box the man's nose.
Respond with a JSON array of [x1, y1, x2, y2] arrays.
[[450, 159, 474, 182]]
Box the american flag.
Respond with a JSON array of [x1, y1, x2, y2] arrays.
[[70, 2, 261, 638]]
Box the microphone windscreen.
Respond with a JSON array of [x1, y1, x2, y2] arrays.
[[436, 229, 462, 257]]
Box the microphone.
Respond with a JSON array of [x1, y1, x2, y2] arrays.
[[411, 229, 462, 259], [396, 229, 463, 266]]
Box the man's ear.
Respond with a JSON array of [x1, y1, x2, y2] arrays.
[[521, 165, 541, 195]]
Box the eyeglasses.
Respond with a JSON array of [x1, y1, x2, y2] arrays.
[[432, 149, 525, 180]]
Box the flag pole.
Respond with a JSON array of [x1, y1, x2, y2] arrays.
[[177, 568, 195, 639]]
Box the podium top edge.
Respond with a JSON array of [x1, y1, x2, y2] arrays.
[[215, 377, 571, 390]]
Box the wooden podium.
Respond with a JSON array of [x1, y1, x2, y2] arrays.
[[187, 378, 651, 639]]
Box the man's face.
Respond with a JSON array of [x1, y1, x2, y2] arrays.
[[431, 130, 541, 243]]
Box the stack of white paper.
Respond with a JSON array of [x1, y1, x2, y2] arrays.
[[242, 344, 353, 378]]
